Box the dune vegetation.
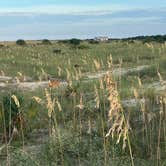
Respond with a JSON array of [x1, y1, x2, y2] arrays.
[[0, 39, 165, 165]]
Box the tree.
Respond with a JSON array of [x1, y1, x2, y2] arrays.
[[16, 39, 26, 46], [69, 38, 81, 46], [42, 39, 52, 45]]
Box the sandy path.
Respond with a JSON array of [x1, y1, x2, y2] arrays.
[[85, 65, 149, 79], [0, 65, 165, 92]]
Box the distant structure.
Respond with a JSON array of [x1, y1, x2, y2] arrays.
[[94, 36, 109, 42]]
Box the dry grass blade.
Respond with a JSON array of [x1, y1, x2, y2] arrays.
[[157, 71, 163, 82], [137, 77, 142, 87], [94, 85, 100, 109], [57, 66, 62, 76], [56, 98, 62, 112], [45, 88, 55, 118], [107, 54, 113, 68], [105, 73, 134, 165], [32, 96, 43, 104], [76, 94, 84, 110], [93, 59, 101, 70], [11, 95, 20, 108]]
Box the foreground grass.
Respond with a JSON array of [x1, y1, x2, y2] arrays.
[[0, 40, 166, 165]]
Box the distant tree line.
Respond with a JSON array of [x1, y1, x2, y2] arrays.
[[122, 35, 166, 43], [59, 38, 81, 45], [15, 35, 166, 46], [16, 39, 52, 46]]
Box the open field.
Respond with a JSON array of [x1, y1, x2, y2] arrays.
[[0, 40, 166, 165]]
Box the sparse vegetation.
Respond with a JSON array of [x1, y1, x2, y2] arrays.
[[78, 44, 90, 49], [123, 34, 166, 43], [0, 38, 166, 165], [2, 92, 24, 136], [0, 44, 4, 48]]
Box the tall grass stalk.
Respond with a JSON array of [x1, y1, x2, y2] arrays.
[[105, 74, 134, 166], [1, 103, 10, 166]]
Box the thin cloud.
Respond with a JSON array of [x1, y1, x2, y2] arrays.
[[0, 4, 156, 16], [0, 4, 165, 40]]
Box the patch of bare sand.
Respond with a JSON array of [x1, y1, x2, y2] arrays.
[[85, 65, 149, 79]]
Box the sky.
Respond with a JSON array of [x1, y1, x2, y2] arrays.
[[0, 0, 166, 40]]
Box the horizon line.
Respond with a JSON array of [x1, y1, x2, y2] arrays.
[[0, 33, 165, 42]]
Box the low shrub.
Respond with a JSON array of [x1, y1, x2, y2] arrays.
[[16, 39, 26, 46], [0, 44, 4, 48], [69, 38, 81, 46], [53, 49, 61, 54], [88, 40, 99, 44], [78, 44, 90, 49], [42, 39, 51, 45]]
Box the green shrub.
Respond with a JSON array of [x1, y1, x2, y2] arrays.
[[42, 39, 51, 45], [127, 66, 157, 79], [58, 40, 69, 44], [1, 149, 38, 166], [69, 38, 81, 46], [16, 39, 26, 46], [0, 44, 4, 48], [53, 49, 61, 53], [78, 44, 90, 49], [88, 39, 99, 44]]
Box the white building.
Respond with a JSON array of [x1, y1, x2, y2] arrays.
[[94, 36, 109, 42]]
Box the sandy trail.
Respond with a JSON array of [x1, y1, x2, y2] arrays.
[[0, 76, 13, 82], [147, 81, 166, 92], [0, 65, 165, 92], [0, 78, 68, 91], [85, 65, 149, 79]]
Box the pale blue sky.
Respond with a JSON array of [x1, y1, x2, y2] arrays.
[[0, 0, 165, 40], [0, 0, 165, 8]]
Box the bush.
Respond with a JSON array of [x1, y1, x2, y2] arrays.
[[69, 38, 81, 46], [88, 39, 99, 44], [42, 39, 51, 45], [58, 39, 81, 47], [16, 39, 26, 46], [78, 44, 90, 49], [1, 149, 38, 166], [40, 132, 104, 165], [58, 40, 69, 44], [53, 49, 61, 54], [127, 66, 157, 79], [128, 40, 135, 44], [0, 44, 4, 48]]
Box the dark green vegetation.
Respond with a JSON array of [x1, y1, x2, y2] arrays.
[[0, 39, 165, 165], [42, 39, 52, 45], [16, 39, 26, 46], [0, 40, 166, 80], [122, 34, 166, 43]]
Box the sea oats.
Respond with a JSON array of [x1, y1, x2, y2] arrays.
[[93, 59, 101, 70], [32, 96, 43, 104], [56, 98, 62, 112], [45, 88, 55, 118], [11, 95, 20, 108]]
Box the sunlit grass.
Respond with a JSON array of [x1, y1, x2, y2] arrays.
[[0, 40, 165, 165]]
